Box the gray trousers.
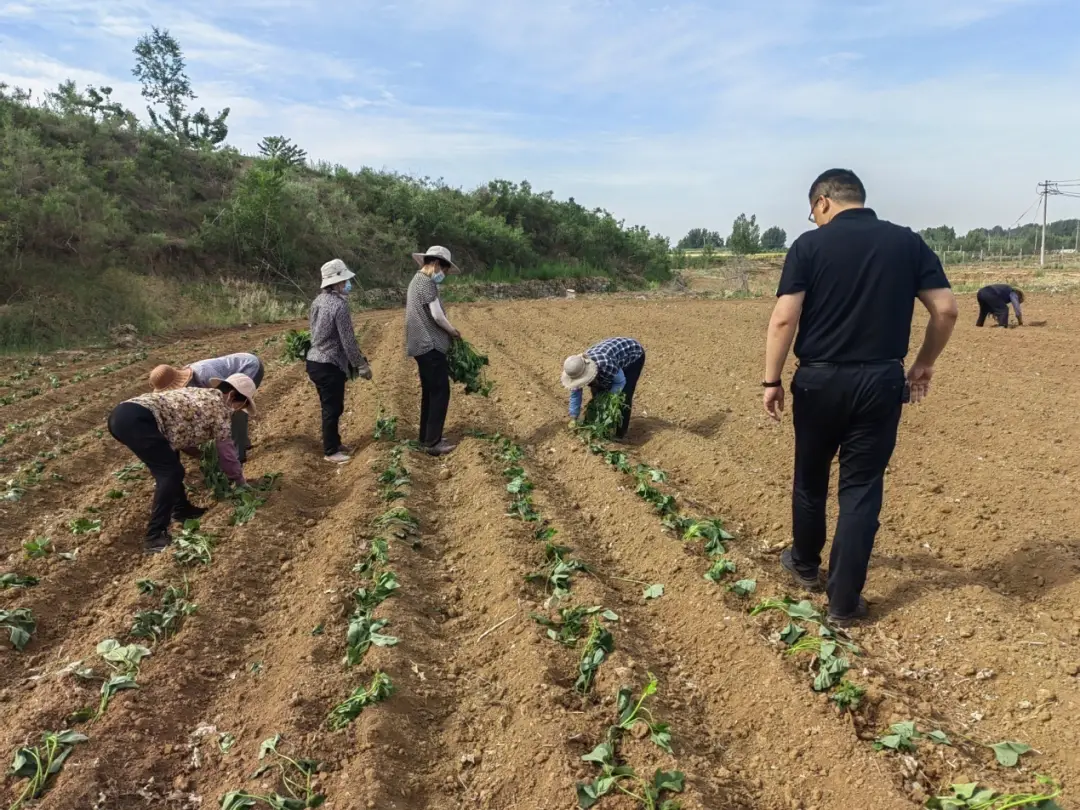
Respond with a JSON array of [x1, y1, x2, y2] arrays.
[[230, 360, 264, 463]]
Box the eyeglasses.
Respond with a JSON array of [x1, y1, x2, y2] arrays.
[[808, 195, 828, 222]]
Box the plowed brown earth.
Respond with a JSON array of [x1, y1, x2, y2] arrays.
[[2, 294, 1078, 810]]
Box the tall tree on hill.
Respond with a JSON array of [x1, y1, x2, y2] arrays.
[[760, 226, 787, 251], [728, 213, 761, 255], [132, 27, 230, 149], [676, 227, 723, 250], [258, 136, 308, 170]]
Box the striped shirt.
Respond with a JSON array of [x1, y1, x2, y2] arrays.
[[405, 272, 451, 357], [307, 291, 369, 374], [587, 338, 645, 390]]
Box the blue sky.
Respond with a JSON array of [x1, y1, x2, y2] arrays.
[[2, 0, 1078, 243]]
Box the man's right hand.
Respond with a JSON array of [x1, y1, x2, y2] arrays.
[[906, 363, 934, 404]]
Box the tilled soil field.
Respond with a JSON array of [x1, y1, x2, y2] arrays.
[[1, 295, 1078, 810]]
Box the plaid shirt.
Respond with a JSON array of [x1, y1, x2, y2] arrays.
[[586, 338, 644, 391], [306, 291, 369, 375]]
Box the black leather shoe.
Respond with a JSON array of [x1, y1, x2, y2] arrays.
[[828, 597, 870, 628]]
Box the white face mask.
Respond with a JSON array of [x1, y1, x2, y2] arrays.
[[432, 271, 446, 284], [344, 279, 353, 293]]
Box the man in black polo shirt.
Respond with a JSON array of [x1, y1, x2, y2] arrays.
[[761, 169, 958, 625]]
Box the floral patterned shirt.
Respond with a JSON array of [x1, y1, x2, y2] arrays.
[[128, 388, 245, 482]]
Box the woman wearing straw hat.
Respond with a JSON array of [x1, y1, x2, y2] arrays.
[[562, 337, 646, 441], [149, 352, 264, 463], [405, 246, 462, 457], [306, 258, 372, 464], [107, 374, 256, 553]]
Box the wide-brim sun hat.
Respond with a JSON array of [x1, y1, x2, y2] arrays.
[[149, 364, 193, 392], [320, 258, 356, 288], [411, 245, 461, 275], [210, 373, 258, 416], [561, 354, 598, 389]]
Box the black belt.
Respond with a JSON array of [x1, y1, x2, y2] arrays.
[[798, 359, 903, 368]]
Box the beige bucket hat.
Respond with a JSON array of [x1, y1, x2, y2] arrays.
[[561, 354, 598, 389], [210, 373, 257, 416], [411, 245, 461, 274], [320, 258, 355, 288], [149, 364, 193, 391]]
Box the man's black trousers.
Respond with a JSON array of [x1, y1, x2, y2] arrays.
[[108, 402, 193, 538], [415, 349, 451, 447], [976, 288, 1009, 327], [789, 361, 904, 616], [306, 360, 346, 456]]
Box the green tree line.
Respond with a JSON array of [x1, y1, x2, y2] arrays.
[[676, 215, 787, 253], [0, 28, 671, 348], [920, 221, 1080, 255]]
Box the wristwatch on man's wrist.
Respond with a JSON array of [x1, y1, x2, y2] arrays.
[[761, 380, 782, 388]]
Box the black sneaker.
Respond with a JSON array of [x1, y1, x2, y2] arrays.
[[780, 548, 824, 592], [144, 532, 171, 554], [827, 597, 870, 628], [173, 503, 208, 523]]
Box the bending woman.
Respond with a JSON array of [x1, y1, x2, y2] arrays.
[[108, 374, 255, 553]]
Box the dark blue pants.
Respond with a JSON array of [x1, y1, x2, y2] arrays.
[[789, 362, 905, 615]]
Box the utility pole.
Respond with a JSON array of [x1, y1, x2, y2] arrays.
[[1038, 180, 1050, 266], [1074, 218, 1078, 253]]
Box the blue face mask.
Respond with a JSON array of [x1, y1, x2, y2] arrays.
[[344, 279, 353, 293], [432, 271, 446, 284]]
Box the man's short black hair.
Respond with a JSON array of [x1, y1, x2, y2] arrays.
[[809, 169, 866, 205]]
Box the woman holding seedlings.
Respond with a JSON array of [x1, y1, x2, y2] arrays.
[[306, 258, 372, 464], [149, 352, 265, 463], [405, 246, 462, 457], [107, 374, 256, 553], [562, 337, 646, 441]]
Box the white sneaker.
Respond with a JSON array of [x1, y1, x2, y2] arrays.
[[324, 452, 351, 464]]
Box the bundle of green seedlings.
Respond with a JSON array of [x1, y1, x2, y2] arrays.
[[576, 675, 684, 809], [576, 391, 626, 444], [281, 329, 312, 362], [1, 607, 36, 650], [447, 338, 493, 396], [131, 578, 198, 643], [7, 730, 89, 810], [750, 597, 859, 693], [926, 777, 1062, 810], [220, 734, 326, 809], [200, 442, 282, 524]]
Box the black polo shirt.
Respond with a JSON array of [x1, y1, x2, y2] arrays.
[[776, 208, 950, 363]]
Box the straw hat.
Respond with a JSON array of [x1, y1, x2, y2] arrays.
[[411, 245, 461, 275], [561, 354, 598, 389], [149, 364, 193, 391], [320, 258, 355, 288], [210, 373, 257, 416]]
